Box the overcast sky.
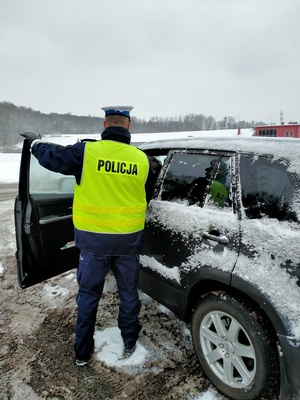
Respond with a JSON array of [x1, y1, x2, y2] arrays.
[[1, 0, 299, 124]]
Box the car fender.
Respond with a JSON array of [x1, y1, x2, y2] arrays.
[[230, 274, 288, 335]]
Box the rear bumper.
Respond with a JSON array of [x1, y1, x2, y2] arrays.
[[278, 334, 300, 400]]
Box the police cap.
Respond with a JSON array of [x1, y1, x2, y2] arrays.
[[101, 106, 134, 120]]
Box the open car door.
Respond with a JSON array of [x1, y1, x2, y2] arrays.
[[15, 140, 79, 288]]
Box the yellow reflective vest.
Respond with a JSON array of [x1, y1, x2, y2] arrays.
[[73, 140, 149, 234], [209, 180, 228, 207]]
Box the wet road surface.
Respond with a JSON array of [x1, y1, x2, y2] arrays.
[[0, 183, 18, 202]]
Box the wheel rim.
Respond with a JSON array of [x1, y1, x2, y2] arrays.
[[200, 310, 256, 388]]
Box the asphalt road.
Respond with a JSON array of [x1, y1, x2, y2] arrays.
[[0, 183, 18, 202]]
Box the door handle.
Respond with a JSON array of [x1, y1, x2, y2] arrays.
[[202, 231, 229, 244], [39, 214, 72, 225]]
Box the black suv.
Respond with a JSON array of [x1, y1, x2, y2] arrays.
[[15, 136, 300, 400]]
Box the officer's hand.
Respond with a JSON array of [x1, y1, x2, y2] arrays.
[[20, 132, 41, 146]]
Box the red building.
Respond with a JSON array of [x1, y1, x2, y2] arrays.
[[255, 123, 300, 138]]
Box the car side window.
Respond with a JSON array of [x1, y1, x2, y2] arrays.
[[29, 155, 75, 195], [160, 152, 231, 207], [240, 154, 298, 222]]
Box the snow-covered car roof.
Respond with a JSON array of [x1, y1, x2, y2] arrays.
[[140, 136, 300, 174]]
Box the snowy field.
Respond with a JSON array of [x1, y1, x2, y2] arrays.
[[0, 129, 254, 183]]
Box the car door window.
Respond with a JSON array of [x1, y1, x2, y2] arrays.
[[141, 150, 238, 283], [240, 154, 298, 222], [30, 156, 75, 194], [160, 152, 231, 208]]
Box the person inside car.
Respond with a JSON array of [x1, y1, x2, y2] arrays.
[[188, 159, 229, 207]]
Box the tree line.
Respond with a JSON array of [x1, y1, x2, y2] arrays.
[[0, 101, 266, 148]]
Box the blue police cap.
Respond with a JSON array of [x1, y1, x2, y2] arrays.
[[101, 106, 133, 120]]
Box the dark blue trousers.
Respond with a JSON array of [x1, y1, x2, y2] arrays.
[[74, 250, 141, 360]]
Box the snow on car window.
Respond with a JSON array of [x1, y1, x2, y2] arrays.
[[240, 154, 300, 221]]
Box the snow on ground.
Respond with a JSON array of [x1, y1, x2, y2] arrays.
[[92, 322, 224, 399]]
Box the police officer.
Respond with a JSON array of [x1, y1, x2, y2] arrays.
[[21, 106, 156, 365], [188, 159, 229, 207]]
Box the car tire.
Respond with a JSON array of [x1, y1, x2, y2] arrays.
[[191, 292, 280, 400]]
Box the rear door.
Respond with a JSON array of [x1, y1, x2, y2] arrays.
[[15, 140, 79, 288], [140, 149, 240, 307]]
